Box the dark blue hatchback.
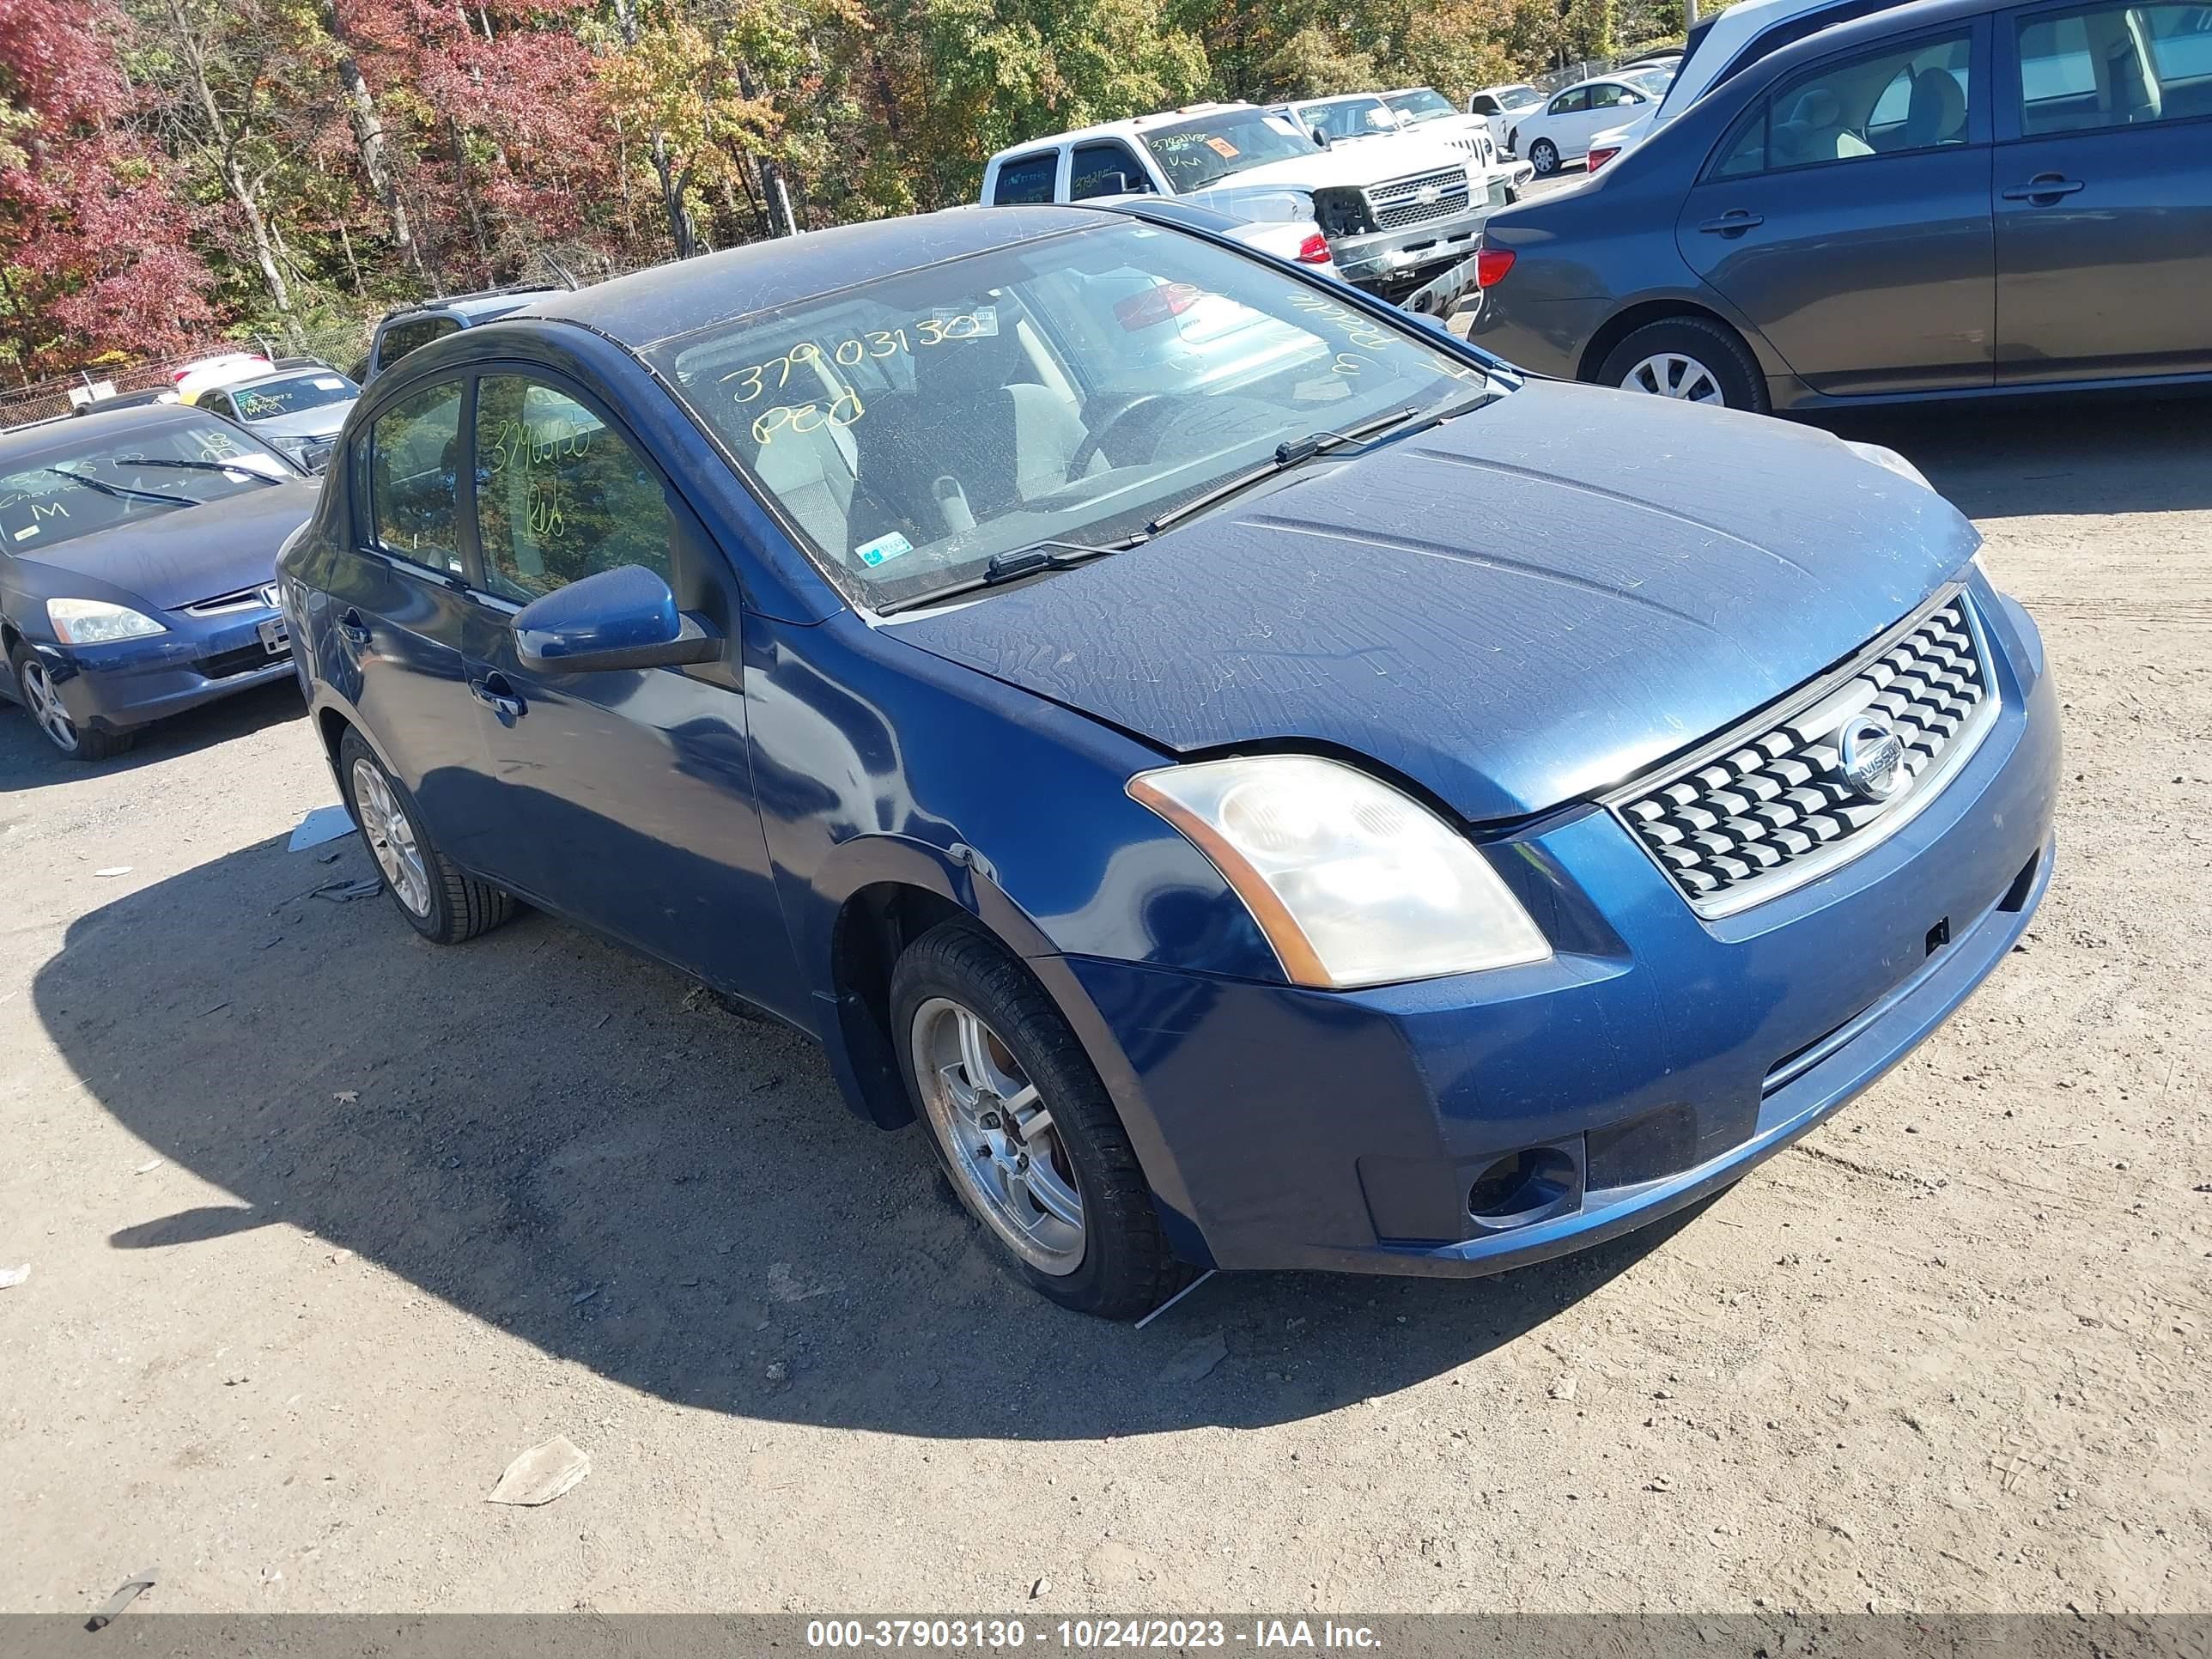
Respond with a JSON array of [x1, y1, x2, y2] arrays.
[[280, 203, 2058, 1317]]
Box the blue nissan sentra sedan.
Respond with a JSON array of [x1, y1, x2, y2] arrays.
[[279, 202, 2057, 1317], [1, 404, 319, 758]]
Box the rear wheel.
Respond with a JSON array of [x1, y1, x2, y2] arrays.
[[890, 921, 1185, 1319], [337, 729, 514, 945], [1597, 316, 1770, 414], [8, 642, 131, 760], [1529, 138, 1560, 175]]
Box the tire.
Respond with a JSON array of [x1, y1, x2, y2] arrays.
[[1529, 138, 1559, 176], [890, 921, 1186, 1319], [8, 641, 132, 760], [337, 729, 514, 945], [1596, 315, 1771, 414]]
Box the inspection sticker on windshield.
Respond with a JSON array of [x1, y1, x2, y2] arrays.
[[928, 306, 997, 337], [857, 532, 914, 568], [13, 524, 38, 540], [1204, 137, 1240, 158]]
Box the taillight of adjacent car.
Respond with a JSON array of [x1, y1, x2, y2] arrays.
[[1112, 283, 1202, 331], [1475, 247, 1516, 288], [1295, 233, 1331, 264], [1587, 144, 1620, 173]]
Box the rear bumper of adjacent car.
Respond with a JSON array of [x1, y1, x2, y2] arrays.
[[1039, 585, 2059, 1277], [28, 609, 295, 733]]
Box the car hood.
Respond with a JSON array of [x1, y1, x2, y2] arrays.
[[1207, 139, 1472, 195], [888, 380, 1979, 824], [249, 404, 354, 442], [12, 479, 319, 613]]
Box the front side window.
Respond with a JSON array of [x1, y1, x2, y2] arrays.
[[1140, 108, 1318, 190], [991, 153, 1059, 204], [473, 376, 675, 604], [368, 380, 465, 572], [0, 418, 294, 553], [1714, 30, 1974, 173], [654, 220, 1494, 610], [1069, 143, 1150, 200], [2017, 1, 2200, 133], [1589, 82, 1643, 108]]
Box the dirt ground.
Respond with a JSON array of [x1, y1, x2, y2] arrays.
[[1, 397, 2207, 1618]]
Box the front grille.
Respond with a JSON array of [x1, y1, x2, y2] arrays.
[[1364, 167, 1469, 230], [185, 584, 280, 617], [1613, 587, 1999, 917]]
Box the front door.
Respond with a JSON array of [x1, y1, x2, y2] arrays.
[[455, 370, 797, 1006], [1677, 24, 1997, 397], [1994, 0, 2212, 382], [328, 375, 499, 860]]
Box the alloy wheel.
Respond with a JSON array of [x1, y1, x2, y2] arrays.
[[911, 995, 1085, 1274], [1620, 351, 1724, 404], [349, 757, 432, 918], [19, 659, 79, 754], [1531, 140, 1559, 175]]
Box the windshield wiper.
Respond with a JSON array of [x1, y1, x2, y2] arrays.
[[126, 456, 286, 485], [875, 539, 1132, 617], [42, 467, 196, 509]]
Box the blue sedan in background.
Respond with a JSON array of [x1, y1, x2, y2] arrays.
[[1, 404, 318, 758], [279, 202, 2058, 1317]]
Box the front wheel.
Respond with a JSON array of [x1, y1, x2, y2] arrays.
[[890, 921, 1185, 1319], [1596, 316, 1770, 413], [8, 643, 131, 760], [1529, 138, 1559, 176], [337, 729, 514, 945]]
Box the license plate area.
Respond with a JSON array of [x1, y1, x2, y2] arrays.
[[258, 617, 289, 655]]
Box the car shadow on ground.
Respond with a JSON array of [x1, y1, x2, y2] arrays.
[[1809, 393, 2212, 520], [0, 678, 305, 797], [35, 829, 1701, 1440]]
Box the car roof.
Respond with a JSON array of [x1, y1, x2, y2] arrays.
[[1744, 0, 1990, 81], [0, 402, 206, 464], [984, 104, 1261, 163], [520, 204, 1118, 349], [385, 287, 563, 325], [219, 366, 356, 394], [1287, 92, 1385, 106]]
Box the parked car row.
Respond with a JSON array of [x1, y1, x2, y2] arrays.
[[979, 98, 1532, 312]]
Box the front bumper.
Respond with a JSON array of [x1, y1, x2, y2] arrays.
[[1038, 586, 2060, 1277], [1331, 206, 1492, 299], [31, 606, 296, 733]]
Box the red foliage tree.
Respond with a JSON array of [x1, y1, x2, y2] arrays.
[[0, 0, 215, 375]]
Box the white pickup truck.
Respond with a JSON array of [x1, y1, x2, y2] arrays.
[[978, 101, 1522, 313]]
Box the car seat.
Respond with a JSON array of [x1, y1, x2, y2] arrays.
[[1902, 66, 1967, 148], [1772, 87, 1874, 164]]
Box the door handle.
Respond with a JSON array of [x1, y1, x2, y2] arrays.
[[337, 607, 372, 647], [467, 672, 527, 726], [1698, 210, 1765, 234], [2002, 173, 2085, 203]]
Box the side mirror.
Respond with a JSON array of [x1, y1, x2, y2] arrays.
[[1309, 125, 1332, 148], [513, 563, 720, 673], [1101, 169, 1133, 195]]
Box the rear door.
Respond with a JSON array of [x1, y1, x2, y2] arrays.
[[455, 369, 789, 1000], [325, 375, 499, 859], [1676, 21, 1997, 396], [1993, 0, 2212, 381]]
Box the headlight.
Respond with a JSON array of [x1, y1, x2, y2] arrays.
[[46, 598, 167, 645], [1128, 755, 1552, 988], [1844, 439, 1933, 493]]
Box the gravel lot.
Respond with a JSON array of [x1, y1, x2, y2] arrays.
[[1, 396, 2207, 1616]]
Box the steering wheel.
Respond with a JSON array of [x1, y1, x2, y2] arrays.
[[1064, 393, 1176, 482]]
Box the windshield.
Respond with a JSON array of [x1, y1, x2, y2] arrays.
[[0, 420, 295, 553], [1623, 66, 1675, 96], [1384, 88, 1458, 122], [653, 222, 1495, 611], [1299, 96, 1401, 142], [232, 372, 357, 422], [1495, 84, 1544, 110], [1139, 109, 1317, 190]]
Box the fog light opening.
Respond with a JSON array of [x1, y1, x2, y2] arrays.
[[1468, 1145, 1578, 1225]]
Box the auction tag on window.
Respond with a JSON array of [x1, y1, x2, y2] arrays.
[[313, 376, 348, 390], [928, 306, 998, 337], [1205, 137, 1240, 158]]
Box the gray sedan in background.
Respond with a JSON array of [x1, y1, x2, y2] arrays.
[[1471, 0, 2212, 411], [198, 365, 359, 472]]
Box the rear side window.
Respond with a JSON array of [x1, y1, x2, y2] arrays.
[[473, 375, 675, 604], [991, 152, 1059, 204], [368, 380, 465, 574], [376, 315, 459, 369], [1551, 88, 1591, 113], [2016, 1, 2203, 133], [1069, 142, 1150, 199]]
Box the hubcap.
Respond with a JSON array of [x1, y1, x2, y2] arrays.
[[19, 659, 78, 753], [1621, 351, 1724, 404], [349, 757, 431, 918], [1533, 143, 1557, 173], [911, 997, 1085, 1274]]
